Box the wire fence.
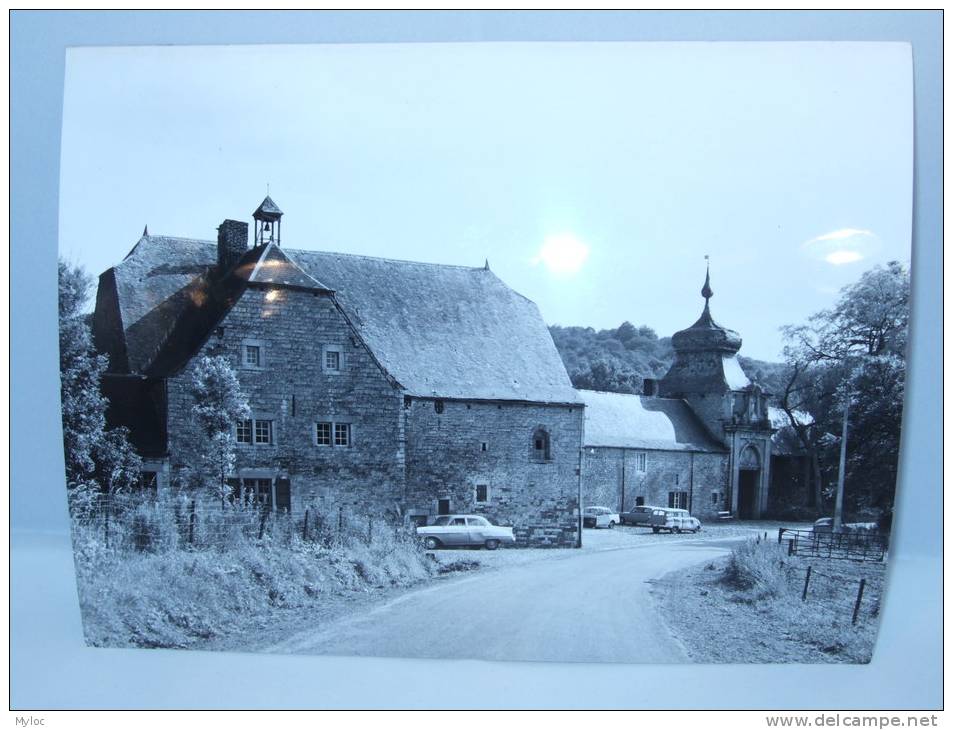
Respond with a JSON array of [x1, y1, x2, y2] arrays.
[[778, 527, 887, 562], [69, 490, 418, 555], [740, 533, 884, 626]]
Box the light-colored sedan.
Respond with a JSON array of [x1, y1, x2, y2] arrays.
[[583, 506, 621, 529], [417, 514, 516, 550]]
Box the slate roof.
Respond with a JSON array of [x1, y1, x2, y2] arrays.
[[98, 236, 580, 403], [254, 196, 283, 219], [579, 389, 726, 452], [245, 243, 332, 292]]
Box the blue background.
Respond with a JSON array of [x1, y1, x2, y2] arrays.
[[11, 10, 942, 709]]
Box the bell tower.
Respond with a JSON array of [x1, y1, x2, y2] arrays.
[[658, 261, 775, 519], [253, 195, 283, 247]]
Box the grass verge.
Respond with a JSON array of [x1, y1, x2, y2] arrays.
[[651, 537, 886, 663]]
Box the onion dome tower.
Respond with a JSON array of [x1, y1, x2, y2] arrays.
[[659, 261, 746, 399]]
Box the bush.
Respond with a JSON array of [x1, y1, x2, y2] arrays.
[[70, 491, 436, 649], [722, 539, 793, 600]]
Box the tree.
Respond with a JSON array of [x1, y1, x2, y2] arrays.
[[181, 355, 250, 507], [58, 259, 141, 513], [780, 262, 909, 520]]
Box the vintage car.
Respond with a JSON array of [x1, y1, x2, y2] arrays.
[[416, 515, 516, 550], [620, 505, 660, 527], [650, 508, 702, 534], [583, 506, 621, 529]]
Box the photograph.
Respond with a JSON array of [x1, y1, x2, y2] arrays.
[[56, 40, 912, 665]]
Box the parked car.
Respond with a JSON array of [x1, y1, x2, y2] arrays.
[[651, 508, 702, 534], [813, 517, 834, 533], [583, 506, 620, 529], [417, 515, 516, 550], [620, 505, 660, 527]]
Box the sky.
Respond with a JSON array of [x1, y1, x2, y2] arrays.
[[59, 41, 912, 361]]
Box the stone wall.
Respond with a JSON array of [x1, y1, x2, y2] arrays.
[[165, 285, 406, 515], [403, 398, 584, 547], [582, 447, 729, 520]]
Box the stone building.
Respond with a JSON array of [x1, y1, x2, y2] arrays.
[[94, 198, 584, 547], [93, 197, 810, 542], [579, 267, 812, 520]]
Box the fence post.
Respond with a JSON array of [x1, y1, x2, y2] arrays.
[[338, 506, 343, 537], [801, 565, 812, 601], [188, 500, 196, 547], [367, 516, 373, 545], [788, 535, 795, 556], [777, 528, 783, 544], [302, 508, 310, 541], [852, 578, 866, 625]]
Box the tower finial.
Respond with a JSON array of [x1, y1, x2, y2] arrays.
[[142, 224, 149, 237], [701, 255, 713, 301], [484, 258, 490, 271]]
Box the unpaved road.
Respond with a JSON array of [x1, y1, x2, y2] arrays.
[[268, 538, 737, 663]]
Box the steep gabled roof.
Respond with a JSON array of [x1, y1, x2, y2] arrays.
[[292, 250, 580, 403], [579, 389, 726, 452], [97, 236, 580, 403]]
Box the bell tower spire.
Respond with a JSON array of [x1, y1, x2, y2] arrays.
[[253, 195, 283, 247]]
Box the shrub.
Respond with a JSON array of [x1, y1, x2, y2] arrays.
[[71, 491, 436, 649]]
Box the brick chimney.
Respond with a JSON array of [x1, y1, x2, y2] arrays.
[[217, 219, 248, 271]]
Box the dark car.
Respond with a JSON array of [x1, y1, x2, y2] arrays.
[[620, 505, 659, 527]]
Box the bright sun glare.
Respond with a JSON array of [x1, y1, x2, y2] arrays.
[[534, 233, 590, 275]]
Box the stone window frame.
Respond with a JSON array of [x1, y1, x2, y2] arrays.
[[474, 483, 490, 504], [531, 426, 552, 462], [241, 338, 266, 370], [314, 416, 356, 448], [236, 416, 277, 446], [321, 344, 345, 374], [711, 491, 720, 506], [634, 452, 647, 472], [668, 490, 688, 509]]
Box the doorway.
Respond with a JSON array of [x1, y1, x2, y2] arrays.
[[737, 470, 759, 519], [438, 498, 451, 515]]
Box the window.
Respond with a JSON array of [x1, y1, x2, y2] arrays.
[[480, 442, 488, 452], [254, 420, 273, 444], [711, 491, 720, 505], [467, 516, 490, 527], [238, 419, 273, 445], [675, 473, 680, 486], [334, 422, 351, 447], [450, 517, 467, 526], [635, 452, 647, 472], [668, 491, 688, 509], [315, 420, 354, 447], [475, 484, 489, 503], [532, 428, 551, 461], [237, 420, 253, 444], [322, 345, 344, 373], [241, 339, 266, 369], [230, 478, 273, 507], [434, 400, 445, 414], [635, 496, 645, 506]]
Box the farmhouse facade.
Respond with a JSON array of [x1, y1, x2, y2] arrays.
[[94, 198, 583, 547], [92, 197, 808, 546]]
